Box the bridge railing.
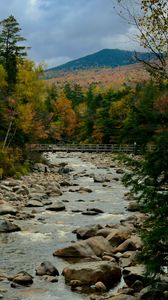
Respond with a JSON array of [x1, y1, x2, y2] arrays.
[[29, 143, 151, 153]]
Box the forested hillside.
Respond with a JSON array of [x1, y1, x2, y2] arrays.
[[46, 48, 153, 77], [47, 63, 149, 89], [0, 15, 167, 180]]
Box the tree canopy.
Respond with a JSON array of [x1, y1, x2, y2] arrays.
[[0, 15, 28, 90]]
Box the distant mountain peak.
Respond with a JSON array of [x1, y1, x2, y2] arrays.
[[46, 48, 153, 78]]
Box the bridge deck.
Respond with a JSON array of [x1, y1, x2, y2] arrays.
[[29, 144, 152, 153]]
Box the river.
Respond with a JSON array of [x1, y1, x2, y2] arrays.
[[0, 152, 131, 300]]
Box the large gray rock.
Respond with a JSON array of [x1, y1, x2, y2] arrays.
[[62, 261, 121, 288], [73, 224, 102, 239], [33, 163, 50, 173], [0, 200, 17, 215], [96, 228, 113, 238], [113, 236, 142, 253], [0, 219, 21, 232], [26, 200, 44, 207], [29, 193, 48, 201], [46, 200, 65, 211], [53, 236, 113, 258], [46, 187, 62, 196], [93, 175, 106, 183], [36, 261, 59, 276], [78, 187, 93, 193], [82, 208, 103, 216], [106, 228, 132, 247], [119, 251, 137, 268]]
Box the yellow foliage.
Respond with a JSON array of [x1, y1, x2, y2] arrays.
[[109, 96, 131, 120], [0, 64, 7, 89], [17, 102, 47, 141], [17, 103, 35, 134], [15, 60, 46, 107], [52, 92, 77, 139]]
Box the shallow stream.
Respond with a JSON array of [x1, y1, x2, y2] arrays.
[[0, 152, 131, 300]]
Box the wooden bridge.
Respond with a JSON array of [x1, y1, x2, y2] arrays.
[[29, 143, 149, 153]]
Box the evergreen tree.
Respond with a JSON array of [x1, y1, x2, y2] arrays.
[[116, 0, 168, 278], [0, 15, 28, 90]]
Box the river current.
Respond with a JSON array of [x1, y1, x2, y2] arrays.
[[0, 152, 131, 300]]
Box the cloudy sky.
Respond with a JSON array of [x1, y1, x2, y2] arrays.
[[0, 0, 140, 68]]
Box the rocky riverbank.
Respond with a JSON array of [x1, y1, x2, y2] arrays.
[[0, 152, 167, 300]]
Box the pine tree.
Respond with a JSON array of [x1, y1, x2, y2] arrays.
[[116, 0, 168, 279], [0, 15, 28, 90]]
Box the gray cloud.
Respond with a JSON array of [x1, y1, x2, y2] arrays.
[[0, 0, 139, 67]]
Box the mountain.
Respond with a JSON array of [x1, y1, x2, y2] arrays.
[[46, 49, 153, 78]]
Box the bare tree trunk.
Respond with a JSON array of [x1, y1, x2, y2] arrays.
[[2, 119, 13, 150]]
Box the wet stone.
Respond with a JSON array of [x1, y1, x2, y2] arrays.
[[95, 281, 107, 292], [0, 219, 21, 233], [41, 275, 58, 282], [62, 261, 121, 288], [46, 200, 65, 211], [36, 261, 59, 276], [26, 200, 44, 207], [12, 271, 33, 286], [73, 224, 102, 239], [0, 200, 17, 215]]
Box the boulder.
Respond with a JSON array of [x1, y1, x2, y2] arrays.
[[33, 163, 50, 172], [29, 193, 48, 201], [0, 200, 17, 215], [0, 185, 13, 192], [73, 224, 102, 239], [41, 198, 53, 205], [119, 251, 137, 268], [122, 265, 145, 287], [26, 200, 44, 207], [0, 219, 21, 233], [36, 261, 59, 276], [60, 180, 71, 187], [106, 228, 131, 247], [96, 228, 113, 238], [113, 236, 142, 253], [58, 167, 73, 174], [82, 211, 99, 216], [12, 272, 33, 286], [45, 182, 62, 196], [78, 187, 93, 193], [82, 208, 104, 216], [95, 281, 107, 292], [138, 286, 166, 300], [62, 261, 121, 288], [93, 176, 106, 183], [131, 280, 144, 292], [15, 186, 29, 195], [53, 236, 113, 258], [70, 280, 82, 287], [116, 169, 124, 174], [41, 275, 58, 282], [127, 201, 140, 212], [46, 200, 65, 211], [46, 188, 62, 196]]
